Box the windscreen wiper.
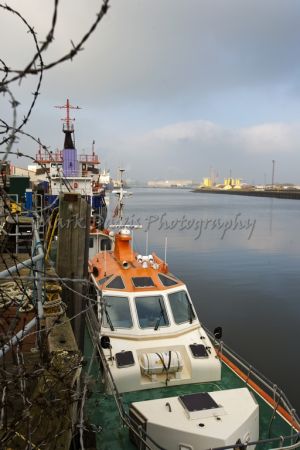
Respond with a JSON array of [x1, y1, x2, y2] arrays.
[[154, 299, 166, 330], [104, 302, 114, 331], [187, 301, 194, 324]]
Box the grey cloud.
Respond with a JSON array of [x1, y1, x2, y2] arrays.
[[5, 0, 300, 103], [2, 1, 300, 185], [100, 120, 300, 183]]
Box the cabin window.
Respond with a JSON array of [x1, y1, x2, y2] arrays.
[[132, 277, 154, 288], [101, 238, 112, 251], [106, 276, 125, 290], [135, 296, 169, 329], [168, 291, 196, 324], [89, 237, 94, 248], [98, 275, 112, 286], [158, 273, 178, 287], [102, 295, 133, 329]]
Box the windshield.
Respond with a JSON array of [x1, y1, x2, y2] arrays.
[[135, 295, 169, 329], [102, 296, 133, 329], [168, 290, 196, 324]]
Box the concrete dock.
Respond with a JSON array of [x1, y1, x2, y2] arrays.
[[193, 188, 300, 200]]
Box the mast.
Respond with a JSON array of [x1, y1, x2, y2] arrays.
[[54, 98, 81, 176], [112, 168, 131, 223], [54, 98, 81, 132]]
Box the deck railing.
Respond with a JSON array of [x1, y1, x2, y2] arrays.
[[35, 150, 63, 162], [85, 310, 300, 450], [85, 304, 166, 450], [204, 326, 300, 437], [79, 154, 99, 164], [210, 433, 300, 450]]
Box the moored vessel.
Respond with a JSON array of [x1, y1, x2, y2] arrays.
[[86, 181, 300, 450], [35, 98, 107, 226]]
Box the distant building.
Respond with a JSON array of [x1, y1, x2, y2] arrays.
[[198, 176, 243, 190], [10, 164, 38, 182], [202, 177, 213, 187], [147, 180, 193, 188], [28, 165, 37, 173], [224, 178, 241, 187]]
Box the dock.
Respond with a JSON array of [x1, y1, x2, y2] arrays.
[[193, 188, 300, 200]]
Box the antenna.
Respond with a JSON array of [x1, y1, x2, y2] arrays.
[[132, 230, 134, 260], [164, 237, 168, 265], [54, 98, 81, 131], [146, 231, 149, 255], [112, 168, 132, 223]]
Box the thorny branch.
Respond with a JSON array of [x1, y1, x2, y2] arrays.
[[0, 3, 44, 150], [0, 1, 111, 448], [0, 0, 110, 162]]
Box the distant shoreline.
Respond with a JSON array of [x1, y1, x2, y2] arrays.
[[193, 188, 300, 200]]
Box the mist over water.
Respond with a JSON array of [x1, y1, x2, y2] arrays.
[[107, 188, 300, 413]]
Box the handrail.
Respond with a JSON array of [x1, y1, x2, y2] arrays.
[[0, 219, 43, 278], [85, 312, 300, 450], [0, 216, 44, 358], [45, 208, 59, 260], [85, 304, 166, 450], [204, 326, 300, 431], [210, 433, 300, 450]]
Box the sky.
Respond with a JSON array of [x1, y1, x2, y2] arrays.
[[2, 0, 300, 183]]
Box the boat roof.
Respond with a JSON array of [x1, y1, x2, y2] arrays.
[[90, 230, 184, 293]]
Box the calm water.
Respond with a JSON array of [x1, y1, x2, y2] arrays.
[[107, 188, 300, 412]]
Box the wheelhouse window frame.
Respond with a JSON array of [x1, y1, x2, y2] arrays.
[[98, 274, 113, 286], [132, 276, 155, 288], [168, 289, 196, 325], [105, 275, 125, 290], [158, 273, 179, 287], [134, 294, 170, 330], [101, 294, 133, 330]]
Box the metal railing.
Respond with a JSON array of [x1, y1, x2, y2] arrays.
[[204, 326, 300, 434], [35, 150, 63, 162], [86, 314, 300, 450], [79, 154, 99, 164], [0, 215, 44, 358], [85, 303, 166, 450], [210, 433, 300, 450]]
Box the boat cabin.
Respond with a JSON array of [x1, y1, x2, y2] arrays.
[[89, 228, 221, 393]]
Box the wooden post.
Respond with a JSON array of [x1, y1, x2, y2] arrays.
[[56, 193, 90, 351]]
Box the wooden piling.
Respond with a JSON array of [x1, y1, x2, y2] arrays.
[[56, 193, 90, 351]]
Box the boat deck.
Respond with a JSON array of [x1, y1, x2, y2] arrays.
[[84, 330, 294, 450]]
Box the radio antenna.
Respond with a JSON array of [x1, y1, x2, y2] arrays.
[[146, 231, 149, 255], [104, 244, 107, 276], [164, 236, 168, 265]]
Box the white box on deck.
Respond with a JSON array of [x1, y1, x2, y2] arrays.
[[131, 388, 259, 450]]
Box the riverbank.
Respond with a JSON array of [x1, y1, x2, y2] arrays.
[[193, 188, 300, 200]]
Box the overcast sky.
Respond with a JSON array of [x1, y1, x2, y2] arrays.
[[2, 0, 300, 183]]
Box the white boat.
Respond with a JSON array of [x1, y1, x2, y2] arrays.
[[85, 182, 300, 450]]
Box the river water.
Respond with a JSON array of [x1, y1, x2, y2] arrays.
[[107, 187, 300, 413]]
